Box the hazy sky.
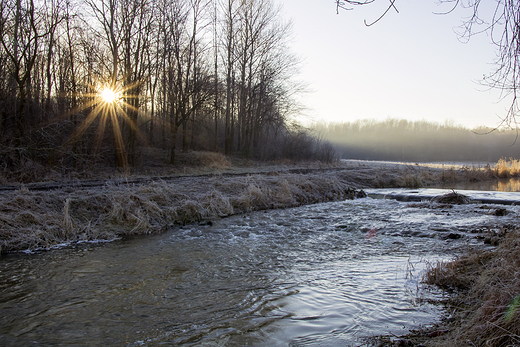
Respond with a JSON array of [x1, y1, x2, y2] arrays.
[[280, 1, 511, 129]]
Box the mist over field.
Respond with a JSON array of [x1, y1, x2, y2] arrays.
[[312, 119, 520, 162]]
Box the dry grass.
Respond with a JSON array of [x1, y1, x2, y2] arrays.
[[0, 170, 366, 253], [397, 172, 424, 188], [462, 164, 496, 182], [368, 161, 497, 189], [188, 151, 231, 170], [0, 158, 512, 253], [422, 229, 520, 347], [0, 150, 236, 184], [373, 167, 443, 188], [495, 158, 520, 178], [439, 165, 496, 184], [357, 161, 498, 188]]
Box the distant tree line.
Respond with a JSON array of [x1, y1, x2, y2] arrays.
[[313, 119, 520, 162], [0, 0, 332, 178]]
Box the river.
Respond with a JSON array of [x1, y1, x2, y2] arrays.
[[1, 190, 519, 346]]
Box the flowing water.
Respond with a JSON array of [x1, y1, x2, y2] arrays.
[[2, 192, 520, 346]]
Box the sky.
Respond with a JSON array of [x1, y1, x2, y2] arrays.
[[280, 0, 511, 129]]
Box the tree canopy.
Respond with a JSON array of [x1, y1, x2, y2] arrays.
[[0, 0, 334, 181]]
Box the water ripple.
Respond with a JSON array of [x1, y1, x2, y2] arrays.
[[1, 195, 517, 346]]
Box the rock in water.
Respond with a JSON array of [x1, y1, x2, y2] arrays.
[[431, 191, 470, 205]]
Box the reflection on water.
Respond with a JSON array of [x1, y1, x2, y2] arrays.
[[442, 178, 520, 192], [497, 178, 520, 192], [1, 197, 518, 346]]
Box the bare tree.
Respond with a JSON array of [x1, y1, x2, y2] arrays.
[[0, 0, 43, 141], [234, 0, 296, 158], [41, 0, 66, 122], [160, 0, 211, 164], [119, 0, 154, 164], [448, 0, 520, 128], [335, 0, 398, 25], [220, 0, 239, 155]]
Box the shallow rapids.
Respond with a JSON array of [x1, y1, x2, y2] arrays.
[[2, 193, 519, 346]]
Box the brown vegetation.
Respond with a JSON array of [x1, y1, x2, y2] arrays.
[[420, 228, 520, 347], [495, 158, 520, 178], [0, 165, 370, 253], [369, 162, 497, 189]]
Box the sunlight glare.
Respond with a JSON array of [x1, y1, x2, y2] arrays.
[[67, 79, 147, 169], [100, 88, 118, 104]]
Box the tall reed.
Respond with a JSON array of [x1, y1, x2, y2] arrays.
[[495, 158, 520, 178]]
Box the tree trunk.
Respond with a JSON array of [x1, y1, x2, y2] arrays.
[[170, 123, 178, 164]]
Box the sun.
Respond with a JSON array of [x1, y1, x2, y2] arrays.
[[100, 87, 119, 104], [66, 78, 147, 169]]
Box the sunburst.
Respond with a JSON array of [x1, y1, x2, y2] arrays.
[[100, 87, 120, 104], [67, 79, 146, 168]]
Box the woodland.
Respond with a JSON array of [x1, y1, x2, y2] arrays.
[[313, 119, 520, 162], [0, 0, 334, 181]]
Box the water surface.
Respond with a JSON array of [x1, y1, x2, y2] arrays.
[[2, 195, 518, 346]]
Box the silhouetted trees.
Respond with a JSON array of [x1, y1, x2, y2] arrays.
[[0, 0, 332, 179]]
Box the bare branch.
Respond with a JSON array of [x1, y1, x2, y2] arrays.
[[364, 0, 398, 26]]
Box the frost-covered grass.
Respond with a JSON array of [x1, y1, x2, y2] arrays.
[[0, 171, 365, 253], [422, 228, 520, 347], [0, 158, 504, 253]]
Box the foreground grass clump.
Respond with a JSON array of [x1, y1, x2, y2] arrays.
[[0, 171, 363, 253], [423, 229, 520, 347]]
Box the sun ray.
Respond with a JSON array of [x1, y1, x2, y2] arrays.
[[111, 107, 127, 168], [114, 101, 148, 143], [94, 107, 109, 151], [64, 75, 152, 169], [68, 103, 105, 144]]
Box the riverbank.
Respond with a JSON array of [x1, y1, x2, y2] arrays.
[[0, 156, 476, 253], [423, 228, 520, 347], [366, 224, 520, 347], [1, 155, 519, 346]]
